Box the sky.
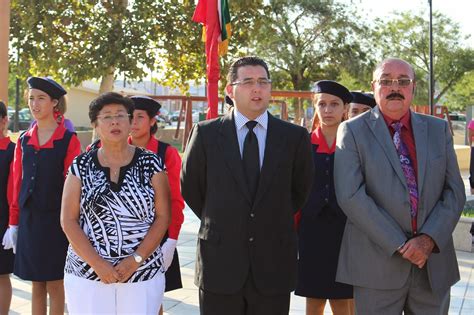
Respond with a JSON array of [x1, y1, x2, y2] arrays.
[[337, 0, 474, 48]]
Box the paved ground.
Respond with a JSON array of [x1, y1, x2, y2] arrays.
[[9, 171, 474, 314]]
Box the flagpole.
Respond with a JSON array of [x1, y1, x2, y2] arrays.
[[428, 0, 434, 115]]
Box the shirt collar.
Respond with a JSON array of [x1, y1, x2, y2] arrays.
[[128, 136, 158, 152], [233, 108, 268, 131], [311, 127, 336, 154], [0, 136, 11, 150], [381, 110, 412, 133], [25, 123, 67, 149], [145, 136, 159, 152]]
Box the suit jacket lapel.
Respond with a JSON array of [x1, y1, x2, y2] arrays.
[[366, 107, 407, 189], [217, 112, 252, 205], [253, 113, 286, 208], [411, 112, 428, 195]]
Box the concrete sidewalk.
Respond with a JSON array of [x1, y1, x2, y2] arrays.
[[9, 171, 474, 314], [9, 206, 474, 314]]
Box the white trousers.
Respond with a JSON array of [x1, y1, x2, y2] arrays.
[[64, 272, 165, 315]]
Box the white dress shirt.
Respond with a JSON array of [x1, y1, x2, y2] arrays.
[[233, 109, 268, 169]]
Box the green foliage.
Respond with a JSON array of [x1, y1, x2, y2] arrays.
[[444, 71, 474, 111], [373, 11, 474, 105], [337, 69, 372, 93], [153, 0, 205, 92], [251, 0, 375, 91], [462, 208, 474, 218], [10, 0, 165, 88], [7, 69, 17, 107], [154, 0, 266, 92], [7, 0, 473, 108]]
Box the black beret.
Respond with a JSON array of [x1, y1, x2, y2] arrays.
[[27, 77, 67, 99], [130, 95, 161, 115], [351, 92, 376, 108], [313, 80, 353, 104]]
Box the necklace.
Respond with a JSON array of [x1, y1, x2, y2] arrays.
[[100, 147, 131, 177]]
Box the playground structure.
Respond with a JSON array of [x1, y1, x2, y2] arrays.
[[140, 92, 455, 151]]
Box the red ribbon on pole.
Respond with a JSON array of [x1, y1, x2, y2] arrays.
[[193, 0, 220, 120]]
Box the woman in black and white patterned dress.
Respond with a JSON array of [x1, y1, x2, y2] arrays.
[[60, 92, 171, 314]]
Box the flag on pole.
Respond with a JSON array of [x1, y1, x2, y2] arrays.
[[218, 0, 231, 56], [193, 0, 231, 120]]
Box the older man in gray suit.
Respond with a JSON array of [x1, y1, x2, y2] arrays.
[[334, 58, 466, 314]]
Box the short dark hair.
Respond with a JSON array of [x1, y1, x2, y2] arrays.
[[227, 56, 270, 83], [143, 108, 158, 135], [0, 101, 6, 118], [89, 92, 134, 123], [150, 122, 158, 135]]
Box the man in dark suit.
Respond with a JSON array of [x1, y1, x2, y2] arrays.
[[334, 58, 466, 314], [181, 56, 314, 315]]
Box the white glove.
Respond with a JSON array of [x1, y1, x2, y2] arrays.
[[161, 238, 177, 271], [2, 225, 18, 254]]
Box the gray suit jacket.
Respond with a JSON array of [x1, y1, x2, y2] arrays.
[[334, 107, 466, 296]]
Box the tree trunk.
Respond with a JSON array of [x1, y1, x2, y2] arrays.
[[99, 66, 115, 93], [98, 0, 127, 94]]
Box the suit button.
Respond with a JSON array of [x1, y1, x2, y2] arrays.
[[31, 176, 35, 180], [34, 151, 38, 154], [325, 198, 329, 203], [250, 213, 255, 218], [325, 184, 329, 189], [325, 170, 329, 175], [326, 157, 330, 161], [249, 237, 254, 242]]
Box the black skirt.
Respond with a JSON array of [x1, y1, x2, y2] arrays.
[[160, 232, 183, 292], [295, 206, 353, 299], [0, 224, 14, 275], [14, 206, 68, 281], [164, 248, 183, 292]]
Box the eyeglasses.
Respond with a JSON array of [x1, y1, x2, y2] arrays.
[[374, 78, 414, 87], [97, 113, 130, 123], [231, 78, 272, 87]]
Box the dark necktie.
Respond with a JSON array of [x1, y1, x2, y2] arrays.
[[392, 122, 418, 234], [243, 121, 260, 202]]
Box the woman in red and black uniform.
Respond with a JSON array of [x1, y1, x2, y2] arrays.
[[0, 101, 14, 315], [129, 96, 184, 314], [4, 77, 81, 315], [295, 81, 354, 315]]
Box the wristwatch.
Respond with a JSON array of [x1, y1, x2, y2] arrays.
[[132, 253, 143, 263]]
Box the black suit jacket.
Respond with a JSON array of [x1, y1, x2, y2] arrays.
[[181, 111, 314, 295]]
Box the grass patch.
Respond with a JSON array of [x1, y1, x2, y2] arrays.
[[462, 208, 474, 218]]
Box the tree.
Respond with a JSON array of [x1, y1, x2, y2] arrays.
[[374, 11, 474, 105], [9, 0, 267, 95], [239, 0, 375, 121], [10, 0, 165, 93], [154, 0, 267, 92], [444, 71, 474, 111], [250, 0, 375, 92]]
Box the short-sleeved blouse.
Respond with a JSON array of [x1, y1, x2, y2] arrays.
[[468, 119, 474, 131], [64, 147, 166, 282]]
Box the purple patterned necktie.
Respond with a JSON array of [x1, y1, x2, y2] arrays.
[[392, 122, 418, 233]]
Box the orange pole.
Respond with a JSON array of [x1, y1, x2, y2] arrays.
[[0, 0, 11, 105], [174, 98, 186, 141], [182, 98, 193, 151]]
